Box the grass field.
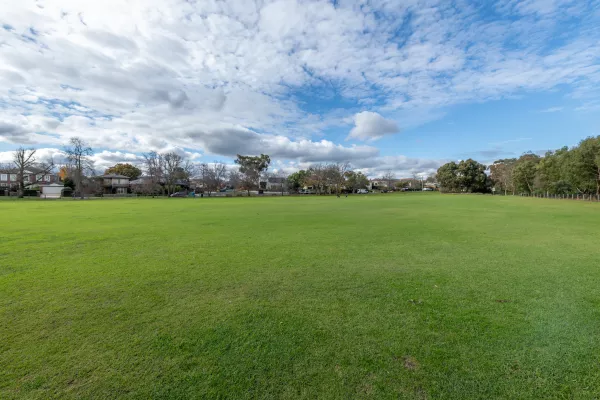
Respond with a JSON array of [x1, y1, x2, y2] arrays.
[[1, 193, 600, 399]]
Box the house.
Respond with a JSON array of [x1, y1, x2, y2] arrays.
[[100, 174, 130, 194], [40, 183, 65, 198], [0, 167, 59, 191], [260, 177, 287, 191], [367, 178, 401, 191]]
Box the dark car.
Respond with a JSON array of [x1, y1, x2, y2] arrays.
[[170, 192, 187, 198]]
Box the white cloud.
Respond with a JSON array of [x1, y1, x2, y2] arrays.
[[347, 112, 400, 141], [0, 0, 598, 164], [540, 107, 564, 113]]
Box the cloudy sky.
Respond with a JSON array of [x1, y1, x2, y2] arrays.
[[1, 0, 599, 177]]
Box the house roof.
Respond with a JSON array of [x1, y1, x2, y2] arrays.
[[267, 177, 287, 183], [0, 167, 54, 174], [100, 174, 130, 179]]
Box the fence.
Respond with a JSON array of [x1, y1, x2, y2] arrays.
[[519, 193, 600, 202]]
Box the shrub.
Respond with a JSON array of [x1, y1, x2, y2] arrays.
[[23, 189, 39, 197]]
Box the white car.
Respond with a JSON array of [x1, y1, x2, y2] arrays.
[[356, 189, 369, 194]]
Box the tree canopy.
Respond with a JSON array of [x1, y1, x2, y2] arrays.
[[105, 163, 142, 180], [439, 135, 600, 196], [235, 154, 271, 194], [436, 159, 488, 193]]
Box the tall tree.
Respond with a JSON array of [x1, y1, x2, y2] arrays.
[[105, 163, 142, 180], [306, 164, 327, 195], [346, 170, 369, 192], [64, 137, 94, 196], [457, 159, 487, 193], [12, 147, 55, 198], [570, 136, 600, 194], [235, 154, 271, 195], [140, 151, 164, 195], [489, 158, 516, 195], [163, 152, 194, 195], [323, 162, 350, 195], [227, 170, 242, 190], [287, 170, 310, 193], [200, 162, 228, 195], [536, 148, 571, 194], [382, 170, 395, 190], [512, 153, 541, 194], [436, 162, 459, 192], [276, 169, 289, 195]]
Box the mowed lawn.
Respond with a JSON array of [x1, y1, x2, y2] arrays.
[[1, 194, 600, 399]]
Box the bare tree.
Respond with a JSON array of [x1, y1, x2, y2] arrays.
[[333, 162, 351, 195], [200, 162, 228, 195], [276, 169, 289, 196], [163, 152, 184, 196], [307, 164, 327, 194], [140, 151, 167, 196], [12, 147, 56, 198], [228, 170, 242, 191], [64, 137, 94, 196], [161, 152, 195, 195], [143, 151, 165, 188], [382, 170, 395, 190], [412, 172, 423, 190]]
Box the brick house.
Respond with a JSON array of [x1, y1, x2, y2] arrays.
[[0, 167, 60, 191]]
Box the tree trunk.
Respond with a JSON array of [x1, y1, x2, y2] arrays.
[[596, 167, 600, 195]]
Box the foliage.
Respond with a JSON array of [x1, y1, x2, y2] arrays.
[[457, 159, 488, 192], [436, 161, 459, 192], [62, 177, 75, 190], [345, 170, 369, 191], [104, 163, 142, 180], [235, 154, 271, 194], [569, 136, 600, 194], [22, 189, 38, 197], [287, 170, 310, 192], [489, 158, 516, 195], [512, 153, 540, 194], [437, 159, 488, 193]]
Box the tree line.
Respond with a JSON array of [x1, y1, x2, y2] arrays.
[[436, 136, 600, 195], [4, 135, 436, 198]]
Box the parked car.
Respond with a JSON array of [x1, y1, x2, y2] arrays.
[[170, 192, 187, 197], [356, 189, 369, 194], [422, 188, 434, 191]]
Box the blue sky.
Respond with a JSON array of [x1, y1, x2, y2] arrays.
[[0, 0, 599, 177]]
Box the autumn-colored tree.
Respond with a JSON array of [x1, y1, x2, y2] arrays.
[[105, 163, 142, 181]]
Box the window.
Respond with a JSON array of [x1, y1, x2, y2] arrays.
[[44, 175, 51, 182], [10, 174, 16, 181], [24, 175, 29, 183], [36, 174, 43, 181], [0, 174, 7, 182]]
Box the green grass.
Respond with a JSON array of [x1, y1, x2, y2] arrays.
[[2, 193, 600, 399]]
